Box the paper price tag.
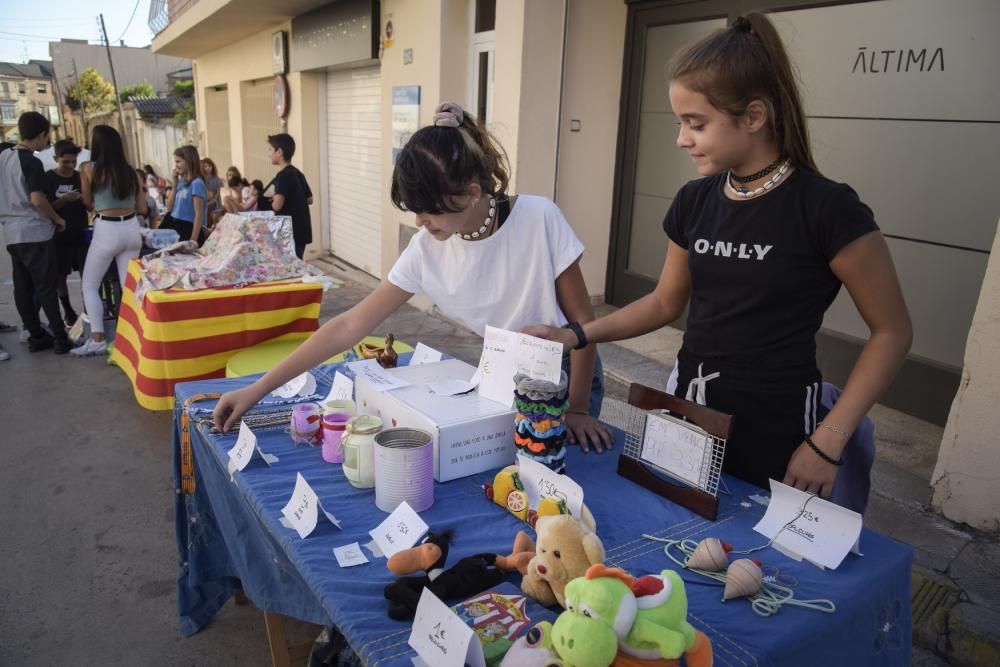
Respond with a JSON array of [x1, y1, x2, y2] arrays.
[[324, 371, 354, 403], [517, 454, 584, 518], [227, 422, 278, 477], [347, 359, 411, 393], [368, 501, 428, 559], [272, 371, 317, 398], [514, 332, 563, 384], [280, 473, 341, 538], [408, 588, 485, 667], [410, 342, 443, 366], [333, 542, 369, 568], [753, 479, 862, 570]]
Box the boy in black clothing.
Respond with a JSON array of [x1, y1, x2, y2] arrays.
[[266, 133, 313, 259], [0, 112, 73, 353], [46, 139, 88, 325]]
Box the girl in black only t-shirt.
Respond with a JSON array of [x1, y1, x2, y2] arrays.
[[525, 13, 912, 502]]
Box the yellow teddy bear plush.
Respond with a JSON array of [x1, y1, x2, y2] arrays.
[[521, 514, 605, 608]]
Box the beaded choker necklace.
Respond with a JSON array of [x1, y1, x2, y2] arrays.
[[456, 196, 497, 240], [727, 159, 791, 199], [729, 157, 786, 184]]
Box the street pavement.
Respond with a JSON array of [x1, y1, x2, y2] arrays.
[[1, 249, 997, 666]]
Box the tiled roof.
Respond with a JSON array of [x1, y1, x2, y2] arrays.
[[128, 95, 189, 117], [0, 61, 54, 79]]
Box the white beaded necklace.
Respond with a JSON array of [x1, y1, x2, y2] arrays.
[[727, 159, 791, 199], [456, 196, 496, 240]]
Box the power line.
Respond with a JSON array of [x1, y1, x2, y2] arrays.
[[0, 30, 74, 40], [115, 1, 142, 43]]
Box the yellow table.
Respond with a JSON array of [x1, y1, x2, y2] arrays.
[[225, 335, 415, 378]]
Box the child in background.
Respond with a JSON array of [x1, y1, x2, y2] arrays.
[[264, 133, 313, 259], [0, 112, 73, 354], [135, 168, 160, 228], [214, 103, 612, 453], [524, 13, 911, 501], [46, 139, 89, 325], [163, 146, 206, 243]]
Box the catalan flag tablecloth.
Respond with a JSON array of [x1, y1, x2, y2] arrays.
[[111, 260, 323, 410]]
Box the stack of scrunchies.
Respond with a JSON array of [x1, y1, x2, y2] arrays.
[[513, 371, 569, 473]]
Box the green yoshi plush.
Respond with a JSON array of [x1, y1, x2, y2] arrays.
[[548, 563, 713, 667]]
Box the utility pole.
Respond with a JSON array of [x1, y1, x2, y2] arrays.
[[98, 14, 129, 156]]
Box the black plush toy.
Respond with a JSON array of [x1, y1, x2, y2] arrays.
[[382, 530, 530, 621]]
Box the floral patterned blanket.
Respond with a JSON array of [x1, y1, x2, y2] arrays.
[[135, 214, 323, 304]]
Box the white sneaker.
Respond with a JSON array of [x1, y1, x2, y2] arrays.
[[0, 344, 9, 361], [70, 338, 108, 357]]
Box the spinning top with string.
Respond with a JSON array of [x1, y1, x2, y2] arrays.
[[723, 558, 763, 600], [686, 537, 733, 571]]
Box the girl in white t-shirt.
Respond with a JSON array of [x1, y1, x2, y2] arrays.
[[214, 102, 613, 452]]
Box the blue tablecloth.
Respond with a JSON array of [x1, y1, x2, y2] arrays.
[[173, 358, 912, 667]]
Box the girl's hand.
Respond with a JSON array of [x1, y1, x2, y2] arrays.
[[783, 441, 839, 498], [213, 386, 262, 433], [519, 325, 577, 351], [564, 411, 614, 454]]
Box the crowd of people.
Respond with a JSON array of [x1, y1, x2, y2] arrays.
[[0, 111, 314, 361]]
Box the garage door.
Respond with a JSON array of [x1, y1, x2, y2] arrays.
[[326, 66, 382, 276]]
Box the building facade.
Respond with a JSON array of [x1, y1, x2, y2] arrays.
[[153, 0, 1000, 525], [0, 61, 59, 141]]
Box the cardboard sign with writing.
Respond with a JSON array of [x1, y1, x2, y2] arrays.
[[368, 501, 428, 559], [753, 479, 862, 569], [272, 371, 317, 398], [324, 371, 354, 403], [227, 421, 278, 477], [408, 588, 485, 667], [280, 472, 341, 538], [516, 454, 584, 518], [475, 326, 564, 407]]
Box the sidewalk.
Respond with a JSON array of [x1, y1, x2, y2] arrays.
[[315, 256, 1000, 667]]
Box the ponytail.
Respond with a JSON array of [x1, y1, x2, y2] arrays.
[[669, 12, 817, 173], [391, 102, 510, 214]]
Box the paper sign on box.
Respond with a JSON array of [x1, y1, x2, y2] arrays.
[[474, 326, 564, 407]]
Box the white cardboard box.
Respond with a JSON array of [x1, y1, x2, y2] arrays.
[[355, 359, 516, 482]]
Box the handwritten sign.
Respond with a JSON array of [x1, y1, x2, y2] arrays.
[[410, 342, 443, 366], [753, 479, 863, 570], [408, 588, 485, 667], [368, 500, 428, 559], [324, 371, 354, 403], [348, 359, 411, 393], [333, 542, 370, 568], [514, 333, 563, 383], [517, 454, 584, 518], [272, 371, 317, 398], [227, 421, 278, 477], [280, 472, 341, 538], [640, 411, 710, 489], [474, 326, 563, 407]]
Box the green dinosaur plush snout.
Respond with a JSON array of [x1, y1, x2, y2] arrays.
[[551, 611, 619, 667]]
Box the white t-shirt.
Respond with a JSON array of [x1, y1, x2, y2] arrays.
[[388, 194, 584, 336]]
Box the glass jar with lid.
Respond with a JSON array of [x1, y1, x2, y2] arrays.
[[341, 415, 383, 488]]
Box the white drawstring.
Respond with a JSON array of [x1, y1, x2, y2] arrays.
[[685, 363, 720, 406]]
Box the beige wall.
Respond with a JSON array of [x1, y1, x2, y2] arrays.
[[554, 0, 627, 300], [931, 219, 1000, 532], [193, 21, 324, 259]]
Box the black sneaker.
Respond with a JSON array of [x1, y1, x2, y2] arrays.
[[53, 337, 75, 355], [28, 333, 54, 352]]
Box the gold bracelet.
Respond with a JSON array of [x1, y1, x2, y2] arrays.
[[818, 421, 852, 439]]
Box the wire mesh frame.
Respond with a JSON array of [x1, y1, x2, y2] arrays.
[[602, 398, 727, 497]]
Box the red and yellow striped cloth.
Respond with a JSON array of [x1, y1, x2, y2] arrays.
[[110, 260, 323, 410]]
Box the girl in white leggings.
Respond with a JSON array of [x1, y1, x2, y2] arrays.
[[75, 125, 148, 357]]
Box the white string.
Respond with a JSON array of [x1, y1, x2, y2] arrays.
[[641, 535, 836, 617]]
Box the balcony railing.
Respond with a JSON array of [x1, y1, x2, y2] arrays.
[[148, 0, 170, 35]]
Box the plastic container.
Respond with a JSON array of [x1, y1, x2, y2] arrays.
[[342, 415, 383, 489]]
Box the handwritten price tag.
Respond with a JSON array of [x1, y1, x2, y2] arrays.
[[280, 472, 341, 538], [227, 421, 278, 477], [333, 542, 369, 568], [473, 326, 565, 406], [368, 501, 428, 558], [408, 588, 485, 667], [753, 479, 862, 569], [517, 454, 584, 518], [409, 342, 443, 366], [347, 359, 411, 393], [272, 371, 317, 398], [514, 332, 563, 384], [324, 371, 354, 403]]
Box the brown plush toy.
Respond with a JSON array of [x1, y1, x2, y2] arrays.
[[520, 514, 606, 608]]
